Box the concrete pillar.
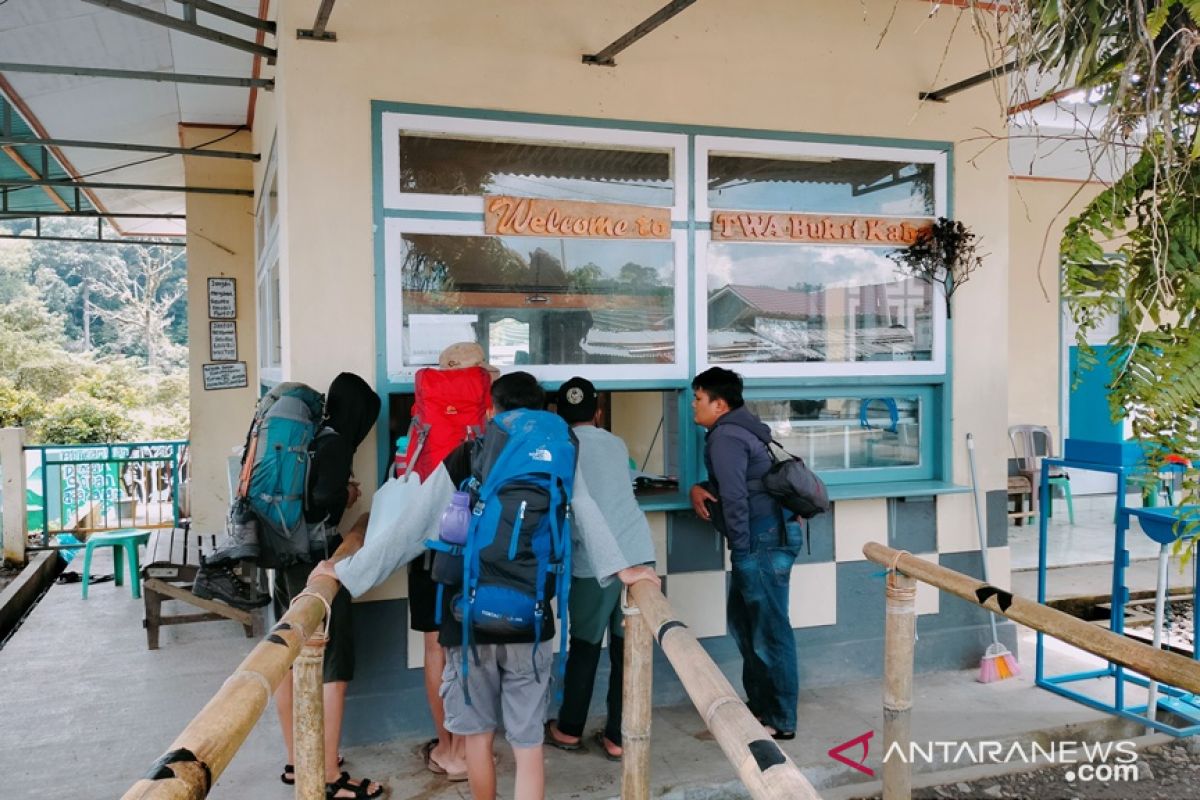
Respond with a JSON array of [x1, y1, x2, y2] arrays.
[[181, 128, 257, 534], [0, 427, 27, 564]]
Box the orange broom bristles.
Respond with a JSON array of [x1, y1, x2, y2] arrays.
[[978, 642, 1020, 683]]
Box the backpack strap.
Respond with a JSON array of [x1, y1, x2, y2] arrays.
[[553, 501, 574, 702]]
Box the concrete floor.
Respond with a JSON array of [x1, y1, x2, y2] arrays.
[[0, 544, 1151, 799], [1008, 493, 1165, 571]]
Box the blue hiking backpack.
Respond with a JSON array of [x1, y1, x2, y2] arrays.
[[235, 382, 329, 567], [427, 408, 577, 702]]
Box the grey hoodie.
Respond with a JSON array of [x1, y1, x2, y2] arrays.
[[702, 405, 778, 552]]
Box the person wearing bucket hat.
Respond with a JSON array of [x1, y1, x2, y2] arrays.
[[407, 341, 498, 781], [545, 377, 656, 761]]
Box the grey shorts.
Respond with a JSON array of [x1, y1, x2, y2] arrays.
[[441, 641, 554, 748]]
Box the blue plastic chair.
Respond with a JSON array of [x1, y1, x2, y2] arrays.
[[81, 529, 151, 599]]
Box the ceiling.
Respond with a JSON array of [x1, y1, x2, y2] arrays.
[[0, 0, 270, 238]]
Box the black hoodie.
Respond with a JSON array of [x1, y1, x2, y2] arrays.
[[306, 372, 381, 526]]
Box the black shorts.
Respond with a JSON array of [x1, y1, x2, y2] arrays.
[[408, 555, 441, 633], [273, 560, 355, 683]]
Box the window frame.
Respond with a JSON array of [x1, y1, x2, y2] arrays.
[[382, 216, 691, 383], [380, 112, 689, 220], [371, 104, 958, 497], [694, 136, 948, 378], [740, 385, 936, 484], [256, 137, 282, 384]]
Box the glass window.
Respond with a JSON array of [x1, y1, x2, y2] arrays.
[[706, 242, 934, 364], [397, 134, 674, 206], [707, 153, 935, 216], [257, 277, 270, 369], [746, 396, 922, 473], [268, 264, 281, 368], [396, 233, 676, 367]]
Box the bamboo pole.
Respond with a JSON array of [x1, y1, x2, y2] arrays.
[[626, 582, 820, 800], [121, 525, 366, 800], [293, 635, 326, 800], [621, 591, 653, 800], [882, 569, 916, 800], [862, 543, 1200, 695]]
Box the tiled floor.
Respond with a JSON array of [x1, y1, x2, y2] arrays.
[[1009, 492, 1167, 571]]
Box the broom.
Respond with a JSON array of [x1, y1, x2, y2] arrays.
[[967, 433, 1020, 682]]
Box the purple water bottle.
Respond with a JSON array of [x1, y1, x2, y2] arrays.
[[439, 491, 471, 546]]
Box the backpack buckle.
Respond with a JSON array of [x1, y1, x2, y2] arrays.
[[472, 501, 485, 517]]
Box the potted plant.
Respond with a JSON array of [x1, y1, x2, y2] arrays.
[[888, 217, 984, 319]]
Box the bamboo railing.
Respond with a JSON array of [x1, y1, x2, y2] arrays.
[[621, 581, 821, 800], [863, 542, 1200, 800], [123, 528, 820, 799], [121, 531, 364, 800]]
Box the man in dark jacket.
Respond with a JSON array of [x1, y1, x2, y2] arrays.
[[272, 371, 385, 800], [689, 367, 801, 739]]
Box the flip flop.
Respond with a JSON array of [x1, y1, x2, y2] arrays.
[[419, 738, 468, 782], [592, 730, 622, 762], [544, 721, 584, 752]]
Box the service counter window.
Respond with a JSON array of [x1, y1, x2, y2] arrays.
[[743, 389, 933, 483], [387, 387, 682, 502]]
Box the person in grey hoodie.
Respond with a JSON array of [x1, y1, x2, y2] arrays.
[[689, 367, 801, 740], [545, 377, 657, 761]]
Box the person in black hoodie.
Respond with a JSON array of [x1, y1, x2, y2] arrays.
[[272, 372, 386, 800], [689, 367, 801, 741]]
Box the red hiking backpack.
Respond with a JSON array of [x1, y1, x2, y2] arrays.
[[404, 366, 493, 481]]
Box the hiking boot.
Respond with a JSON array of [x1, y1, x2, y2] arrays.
[[193, 559, 270, 610], [211, 505, 260, 564]]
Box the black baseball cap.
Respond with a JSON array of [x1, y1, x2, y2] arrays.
[[556, 376, 599, 424]]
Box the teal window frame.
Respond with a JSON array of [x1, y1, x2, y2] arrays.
[[371, 102, 956, 501]]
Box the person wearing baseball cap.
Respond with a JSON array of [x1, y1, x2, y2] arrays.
[[545, 377, 656, 761]]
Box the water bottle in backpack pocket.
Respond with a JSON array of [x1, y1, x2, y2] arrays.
[[430, 491, 470, 586]]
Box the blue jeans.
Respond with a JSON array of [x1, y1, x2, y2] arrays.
[[728, 515, 801, 732]]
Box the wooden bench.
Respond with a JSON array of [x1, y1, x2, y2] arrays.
[[140, 524, 259, 650]]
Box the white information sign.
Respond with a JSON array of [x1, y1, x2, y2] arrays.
[[207, 277, 237, 319], [202, 361, 248, 391], [209, 321, 237, 362]]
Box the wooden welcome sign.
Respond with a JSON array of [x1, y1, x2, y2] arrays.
[[711, 210, 932, 245], [485, 195, 671, 239]]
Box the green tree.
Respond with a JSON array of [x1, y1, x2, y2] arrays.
[[90, 246, 187, 369], [35, 394, 136, 444], [1002, 1, 1200, 513]]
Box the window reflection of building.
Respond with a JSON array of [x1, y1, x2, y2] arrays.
[[705, 279, 932, 364]]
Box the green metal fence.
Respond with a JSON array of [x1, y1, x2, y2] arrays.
[[22, 440, 189, 550]]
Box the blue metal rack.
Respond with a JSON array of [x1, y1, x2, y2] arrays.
[[1035, 456, 1200, 736]]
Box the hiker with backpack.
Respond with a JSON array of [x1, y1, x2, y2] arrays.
[[688, 366, 803, 742], [544, 376, 656, 761], [312, 371, 659, 800], [405, 342, 496, 782], [256, 372, 386, 800]]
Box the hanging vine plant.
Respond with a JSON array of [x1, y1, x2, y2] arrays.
[[887, 217, 985, 319]]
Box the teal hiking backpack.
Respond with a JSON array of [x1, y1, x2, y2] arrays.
[[235, 382, 329, 567], [427, 408, 578, 703]]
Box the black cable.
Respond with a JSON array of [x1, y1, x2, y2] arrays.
[[640, 415, 664, 472]]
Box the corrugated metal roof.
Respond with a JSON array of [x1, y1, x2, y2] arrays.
[[0, 92, 95, 215]]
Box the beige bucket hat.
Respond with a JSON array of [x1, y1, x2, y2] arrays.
[[438, 341, 501, 379]]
